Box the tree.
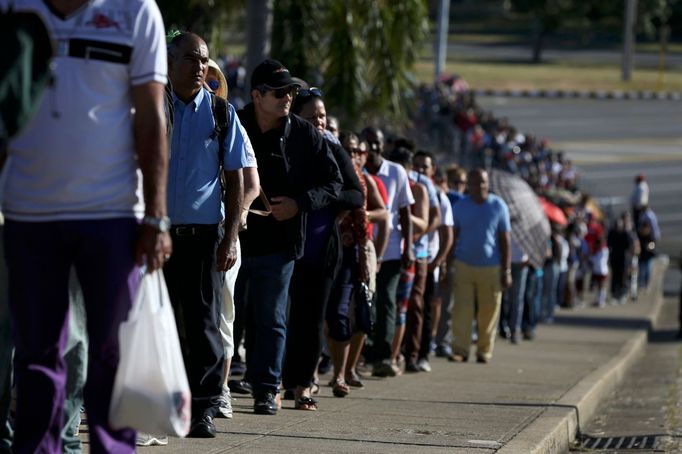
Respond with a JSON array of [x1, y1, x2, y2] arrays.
[[156, 0, 244, 54], [504, 0, 590, 62], [271, 0, 429, 128], [245, 0, 274, 80]]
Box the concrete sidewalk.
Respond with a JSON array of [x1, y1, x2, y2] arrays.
[[115, 259, 668, 454]]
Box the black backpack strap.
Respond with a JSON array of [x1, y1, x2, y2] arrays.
[[210, 93, 229, 170]]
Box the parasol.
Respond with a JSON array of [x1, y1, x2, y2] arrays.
[[539, 197, 568, 226], [488, 169, 550, 269]]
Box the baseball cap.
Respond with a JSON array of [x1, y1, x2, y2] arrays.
[[250, 59, 301, 90]]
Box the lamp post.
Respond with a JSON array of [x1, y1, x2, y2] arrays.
[[434, 0, 450, 83], [621, 0, 637, 81]]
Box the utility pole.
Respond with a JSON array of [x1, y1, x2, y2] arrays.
[[621, 0, 637, 81], [434, 0, 450, 83]]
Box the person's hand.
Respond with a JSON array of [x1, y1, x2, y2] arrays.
[[500, 269, 512, 290], [427, 258, 441, 274], [135, 225, 172, 272], [401, 248, 415, 270], [270, 196, 299, 221], [217, 237, 238, 272]]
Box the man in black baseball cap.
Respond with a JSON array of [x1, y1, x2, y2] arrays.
[[236, 60, 342, 415], [250, 59, 301, 91]]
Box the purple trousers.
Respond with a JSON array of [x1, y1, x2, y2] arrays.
[[4, 219, 140, 454]]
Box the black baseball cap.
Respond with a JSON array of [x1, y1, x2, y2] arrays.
[[250, 59, 300, 90]]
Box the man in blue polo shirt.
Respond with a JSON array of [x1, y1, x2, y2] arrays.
[[165, 32, 248, 438], [449, 168, 511, 364]]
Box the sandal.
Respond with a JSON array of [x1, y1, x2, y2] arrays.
[[330, 379, 350, 398], [310, 380, 320, 395], [345, 371, 365, 389], [294, 395, 318, 411]]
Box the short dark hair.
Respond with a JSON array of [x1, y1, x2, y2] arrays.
[[291, 92, 320, 115], [388, 147, 413, 167], [392, 137, 415, 152], [413, 149, 434, 161], [168, 32, 202, 61]]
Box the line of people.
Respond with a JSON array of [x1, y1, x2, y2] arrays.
[[0, 4, 660, 452]]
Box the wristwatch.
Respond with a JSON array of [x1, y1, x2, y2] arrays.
[[142, 215, 171, 233]]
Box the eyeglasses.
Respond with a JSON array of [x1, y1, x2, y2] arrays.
[[207, 79, 220, 91], [258, 85, 298, 99], [297, 87, 322, 98]]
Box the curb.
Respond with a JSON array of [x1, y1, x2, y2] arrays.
[[473, 88, 682, 101], [498, 256, 669, 454]]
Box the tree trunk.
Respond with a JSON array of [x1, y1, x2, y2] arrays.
[[245, 0, 274, 89], [531, 17, 544, 63]]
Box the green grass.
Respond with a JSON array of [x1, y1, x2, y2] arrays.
[[414, 59, 682, 92]]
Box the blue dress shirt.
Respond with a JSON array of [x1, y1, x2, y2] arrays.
[[167, 88, 249, 225]]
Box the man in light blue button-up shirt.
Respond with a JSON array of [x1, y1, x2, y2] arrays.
[[163, 32, 248, 438]]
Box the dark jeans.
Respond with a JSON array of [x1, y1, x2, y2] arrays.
[[523, 269, 542, 334], [508, 263, 529, 334], [237, 252, 295, 394], [0, 226, 11, 454], [5, 219, 139, 454], [164, 226, 225, 419], [610, 256, 627, 299], [366, 259, 401, 363], [404, 259, 428, 363], [326, 246, 356, 343], [418, 270, 437, 360], [283, 259, 334, 389]]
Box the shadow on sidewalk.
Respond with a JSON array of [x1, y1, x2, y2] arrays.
[[552, 315, 651, 332]]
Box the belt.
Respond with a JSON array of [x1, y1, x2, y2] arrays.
[[170, 224, 219, 237]]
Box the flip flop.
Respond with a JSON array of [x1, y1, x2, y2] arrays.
[[330, 379, 350, 398], [294, 396, 318, 411]]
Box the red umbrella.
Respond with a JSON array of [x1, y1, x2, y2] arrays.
[[539, 197, 568, 226]]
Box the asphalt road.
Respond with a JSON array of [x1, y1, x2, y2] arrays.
[[448, 43, 682, 70], [477, 96, 682, 290]]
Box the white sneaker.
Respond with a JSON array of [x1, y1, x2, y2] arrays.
[[215, 385, 233, 419], [136, 433, 168, 447], [416, 358, 432, 373]]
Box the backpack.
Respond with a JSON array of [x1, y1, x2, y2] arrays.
[[164, 87, 228, 168], [210, 92, 228, 170], [0, 4, 53, 140]]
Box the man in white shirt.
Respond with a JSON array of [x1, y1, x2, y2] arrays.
[[361, 127, 414, 377], [1, 0, 169, 451]]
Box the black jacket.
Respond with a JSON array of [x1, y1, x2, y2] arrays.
[[238, 103, 343, 260], [329, 140, 364, 211]]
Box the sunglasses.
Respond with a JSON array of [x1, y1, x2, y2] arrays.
[[345, 146, 367, 155], [297, 87, 322, 98], [259, 85, 298, 99]]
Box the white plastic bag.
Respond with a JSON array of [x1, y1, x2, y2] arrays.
[[109, 269, 191, 437]]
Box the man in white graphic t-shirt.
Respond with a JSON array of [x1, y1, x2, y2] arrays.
[[0, 0, 169, 451]]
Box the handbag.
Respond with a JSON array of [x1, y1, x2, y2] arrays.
[[109, 269, 191, 437], [354, 281, 374, 334], [240, 186, 272, 231]]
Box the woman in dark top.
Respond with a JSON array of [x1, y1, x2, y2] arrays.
[[281, 88, 364, 409]]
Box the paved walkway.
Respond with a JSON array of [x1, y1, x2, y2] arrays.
[[79, 259, 670, 453]]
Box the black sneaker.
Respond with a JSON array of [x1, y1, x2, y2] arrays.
[[188, 415, 216, 438], [404, 361, 420, 373], [254, 391, 278, 415], [228, 379, 252, 395]]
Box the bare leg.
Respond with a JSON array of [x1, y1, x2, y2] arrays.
[[328, 337, 349, 384], [391, 325, 406, 372], [430, 296, 442, 340], [345, 333, 366, 384]]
